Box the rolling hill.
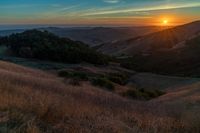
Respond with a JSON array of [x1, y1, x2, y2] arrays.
[[98, 21, 200, 55], [0, 26, 168, 47], [0, 60, 199, 132], [119, 32, 200, 76], [0, 30, 109, 65], [96, 20, 200, 77]]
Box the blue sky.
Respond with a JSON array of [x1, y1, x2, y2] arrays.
[[0, 0, 200, 26]]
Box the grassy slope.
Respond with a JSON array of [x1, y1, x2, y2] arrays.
[[0, 61, 199, 132]]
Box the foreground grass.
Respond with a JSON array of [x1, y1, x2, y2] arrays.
[[0, 61, 199, 132]]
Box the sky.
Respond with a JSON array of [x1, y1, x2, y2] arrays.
[[0, 0, 200, 26]]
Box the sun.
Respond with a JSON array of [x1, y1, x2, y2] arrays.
[[163, 20, 168, 25], [162, 19, 169, 26]]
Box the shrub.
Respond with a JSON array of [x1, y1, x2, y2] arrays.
[[106, 72, 129, 85], [69, 78, 81, 86], [143, 89, 165, 99], [123, 88, 165, 100], [58, 70, 89, 81], [123, 89, 136, 98], [139, 89, 165, 100], [72, 72, 89, 81], [91, 77, 115, 91]]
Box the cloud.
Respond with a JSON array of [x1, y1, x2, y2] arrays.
[[93, 16, 152, 19], [103, 0, 121, 4], [82, 2, 200, 16], [57, 5, 80, 12]]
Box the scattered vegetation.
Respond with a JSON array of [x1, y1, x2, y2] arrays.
[[58, 70, 115, 90], [58, 70, 166, 100], [106, 72, 129, 85], [58, 70, 130, 90], [58, 70, 89, 81], [122, 88, 165, 100], [91, 77, 115, 91]]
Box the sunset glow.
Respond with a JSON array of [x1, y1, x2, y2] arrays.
[[160, 18, 170, 26], [163, 20, 168, 25], [0, 0, 199, 26]]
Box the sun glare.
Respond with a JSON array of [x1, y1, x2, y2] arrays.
[[155, 17, 173, 26], [163, 20, 168, 25]]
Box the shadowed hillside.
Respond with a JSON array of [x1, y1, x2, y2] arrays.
[[120, 33, 200, 77], [99, 21, 200, 55], [0, 30, 109, 65]]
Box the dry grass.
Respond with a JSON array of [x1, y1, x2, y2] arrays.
[[0, 61, 199, 132]]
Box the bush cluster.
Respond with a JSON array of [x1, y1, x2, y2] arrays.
[[106, 72, 129, 85], [91, 77, 115, 91], [122, 88, 165, 100], [58, 70, 89, 81]]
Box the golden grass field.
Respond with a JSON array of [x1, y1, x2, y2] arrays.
[[0, 61, 199, 133]]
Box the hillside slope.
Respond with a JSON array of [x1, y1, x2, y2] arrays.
[[99, 21, 200, 55], [119, 33, 200, 77], [0, 60, 200, 132]]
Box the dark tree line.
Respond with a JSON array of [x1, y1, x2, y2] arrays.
[[0, 30, 109, 65]]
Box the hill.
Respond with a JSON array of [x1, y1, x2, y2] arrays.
[[0, 26, 168, 47], [120, 33, 200, 77], [95, 20, 200, 77], [0, 30, 109, 65], [0, 60, 199, 132], [42, 26, 167, 46], [98, 21, 200, 55]]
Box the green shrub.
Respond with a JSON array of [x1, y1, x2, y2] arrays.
[[122, 89, 140, 99], [91, 77, 115, 91], [106, 72, 129, 85], [58, 70, 89, 81], [123, 88, 165, 100], [139, 89, 165, 100], [72, 72, 89, 81]]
